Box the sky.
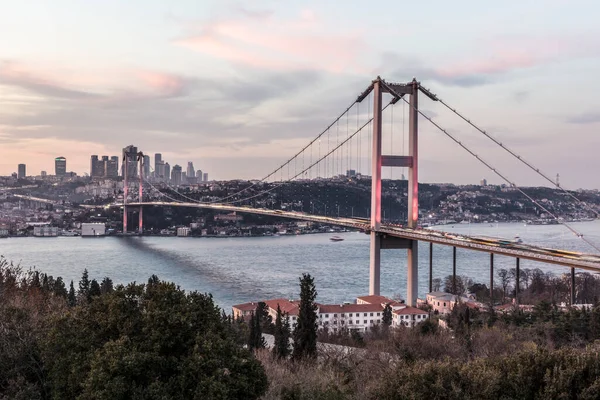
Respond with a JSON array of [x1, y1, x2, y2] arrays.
[[0, 0, 599, 188]]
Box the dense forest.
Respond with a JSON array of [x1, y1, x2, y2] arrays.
[[2, 256, 600, 399]]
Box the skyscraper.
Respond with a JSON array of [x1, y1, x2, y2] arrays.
[[186, 162, 195, 180], [154, 153, 162, 174], [121, 145, 138, 178], [101, 156, 109, 176], [55, 157, 66, 176], [17, 164, 26, 179], [171, 164, 182, 186], [90, 155, 99, 177], [203, 172, 208, 182], [196, 169, 203, 179], [164, 162, 170, 182], [143, 155, 150, 178], [107, 156, 119, 178]]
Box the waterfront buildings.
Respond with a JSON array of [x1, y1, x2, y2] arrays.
[[17, 164, 26, 179], [81, 223, 106, 236], [55, 157, 67, 176], [33, 226, 59, 237], [233, 295, 428, 333]]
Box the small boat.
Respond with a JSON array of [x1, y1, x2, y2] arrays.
[[330, 235, 344, 242], [514, 235, 523, 244]]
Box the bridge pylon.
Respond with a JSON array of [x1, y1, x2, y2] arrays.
[[365, 77, 421, 306]]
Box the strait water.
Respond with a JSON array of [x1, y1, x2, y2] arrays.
[[1, 221, 599, 311]]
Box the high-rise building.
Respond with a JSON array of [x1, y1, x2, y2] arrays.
[[90, 155, 99, 177], [121, 145, 138, 178], [186, 162, 195, 180], [182, 171, 187, 184], [164, 163, 170, 182], [171, 164, 182, 186], [107, 156, 119, 178], [155, 161, 165, 181], [55, 157, 66, 176], [203, 172, 208, 182], [41, 171, 47, 178], [154, 153, 162, 174], [480, 178, 487, 186], [101, 156, 109, 176], [196, 169, 203, 178], [17, 164, 26, 179], [143, 155, 150, 178]]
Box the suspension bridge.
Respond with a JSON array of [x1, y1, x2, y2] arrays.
[[18, 77, 600, 306]]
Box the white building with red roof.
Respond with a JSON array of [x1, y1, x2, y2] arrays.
[[234, 294, 429, 333]]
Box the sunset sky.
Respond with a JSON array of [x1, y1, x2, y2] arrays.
[[1, 0, 599, 188]]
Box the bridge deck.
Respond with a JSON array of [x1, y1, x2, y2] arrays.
[[119, 201, 600, 272]]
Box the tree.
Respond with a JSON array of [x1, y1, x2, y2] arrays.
[[89, 279, 101, 298], [432, 278, 442, 292], [382, 303, 393, 327], [256, 301, 274, 334], [100, 277, 113, 294], [78, 269, 90, 302], [248, 304, 266, 351], [292, 273, 318, 360], [68, 280, 76, 307], [273, 305, 291, 359], [497, 269, 511, 303], [53, 277, 68, 298]]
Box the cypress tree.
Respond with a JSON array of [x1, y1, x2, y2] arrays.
[[292, 273, 318, 360], [382, 303, 393, 327], [248, 310, 266, 351], [89, 279, 101, 298], [100, 277, 114, 294], [78, 269, 90, 301], [273, 305, 291, 359], [68, 280, 76, 307]]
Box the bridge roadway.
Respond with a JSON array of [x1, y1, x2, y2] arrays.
[[120, 201, 600, 273]]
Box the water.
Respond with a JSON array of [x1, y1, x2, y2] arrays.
[[1, 221, 599, 311]]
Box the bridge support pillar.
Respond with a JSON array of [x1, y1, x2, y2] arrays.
[[429, 242, 433, 293], [138, 153, 144, 235], [368, 78, 383, 296], [490, 253, 494, 306], [407, 240, 418, 306], [571, 267, 576, 306], [369, 232, 381, 295], [452, 246, 457, 294], [515, 257, 520, 305], [123, 154, 128, 234]]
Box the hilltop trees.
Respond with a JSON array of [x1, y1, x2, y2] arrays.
[[292, 273, 318, 360]]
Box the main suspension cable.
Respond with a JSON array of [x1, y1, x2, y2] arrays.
[[402, 97, 600, 253], [432, 93, 599, 218]]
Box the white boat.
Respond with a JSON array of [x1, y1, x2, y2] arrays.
[[514, 235, 523, 243], [330, 235, 344, 242]]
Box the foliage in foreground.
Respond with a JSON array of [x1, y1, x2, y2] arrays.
[[0, 259, 267, 399]]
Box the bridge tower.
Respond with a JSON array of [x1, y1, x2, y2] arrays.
[[123, 154, 128, 234], [366, 77, 428, 306], [138, 152, 144, 235]]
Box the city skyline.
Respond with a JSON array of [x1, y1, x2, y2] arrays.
[[1, 1, 600, 188]]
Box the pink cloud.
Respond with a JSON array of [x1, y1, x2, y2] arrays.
[[0, 60, 191, 101], [434, 37, 573, 78], [174, 11, 367, 73]]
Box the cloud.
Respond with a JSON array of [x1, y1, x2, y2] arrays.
[[566, 112, 600, 124], [173, 9, 367, 73]]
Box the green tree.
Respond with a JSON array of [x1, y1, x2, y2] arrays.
[[382, 303, 393, 327], [53, 277, 68, 298], [89, 279, 101, 298], [256, 301, 274, 334], [78, 268, 90, 302], [100, 277, 114, 294], [67, 280, 76, 307], [248, 306, 267, 351], [43, 278, 268, 399], [292, 273, 318, 360], [273, 304, 291, 359]]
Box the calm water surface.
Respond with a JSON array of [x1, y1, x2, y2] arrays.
[[1, 221, 599, 311]]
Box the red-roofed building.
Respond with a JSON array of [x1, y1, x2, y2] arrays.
[[393, 305, 429, 327], [232, 302, 258, 320]]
